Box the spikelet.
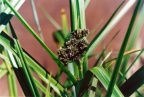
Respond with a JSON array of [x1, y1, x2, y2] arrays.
[[57, 29, 89, 64]]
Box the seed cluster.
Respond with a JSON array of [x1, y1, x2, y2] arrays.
[[57, 29, 89, 64]]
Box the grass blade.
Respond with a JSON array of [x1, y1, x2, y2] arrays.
[[121, 1, 144, 74], [4, 1, 76, 83], [84, 0, 90, 10], [106, 0, 143, 96], [69, 0, 78, 31], [89, 77, 98, 97], [25, 51, 67, 96], [39, 6, 61, 30], [93, 30, 119, 66], [45, 73, 52, 97], [0, 0, 25, 32], [118, 49, 144, 85], [7, 71, 17, 97], [120, 66, 144, 96], [9, 23, 40, 96], [34, 78, 54, 97], [88, 20, 103, 39], [30, 0, 44, 41], [78, 70, 93, 97], [90, 66, 124, 97], [0, 31, 67, 96], [86, 0, 128, 55], [76, 0, 86, 28]]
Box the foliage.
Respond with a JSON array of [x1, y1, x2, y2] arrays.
[[0, 0, 144, 97]]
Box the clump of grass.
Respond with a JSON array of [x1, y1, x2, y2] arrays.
[[0, 0, 144, 97]]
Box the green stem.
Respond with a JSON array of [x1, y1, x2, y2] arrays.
[[77, 60, 83, 79], [69, 0, 78, 31], [7, 71, 17, 97]]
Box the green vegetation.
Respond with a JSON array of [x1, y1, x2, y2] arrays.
[[0, 0, 144, 97]]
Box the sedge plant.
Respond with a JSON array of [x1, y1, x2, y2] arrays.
[[0, 0, 144, 97]]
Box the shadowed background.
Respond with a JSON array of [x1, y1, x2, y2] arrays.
[[0, 0, 144, 96]]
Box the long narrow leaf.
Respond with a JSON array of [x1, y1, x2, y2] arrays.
[[118, 49, 144, 85], [7, 71, 17, 97], [30, 0, 44, 41], [69, 0, 78, 31], [4, 0, 76, 83], [90, 66, 124, 97], [84, 0, 90, 10], [34, 78, 54, 97], [39, 6, 61, 30], [9, 22, 40, 96], [106, 0, 143, 96], [0, 0, 25, 32], [120, 66, 144, 96], [0, 31, 66, 94], [86, 0, 132, 55], [121, 0, 144, 74]]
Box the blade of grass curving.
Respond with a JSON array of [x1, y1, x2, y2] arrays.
[[121, 1, 144, 74], [61, 9, 68, 37], [7, 49, 35, 96], [120, 65, 144, 96], [84, 0, 90, 10], [100, 50, 112, 66], [0, 31, 67, 95], [91, 66, 124, 97], [118, 49, 144, 85], [86, 0, 130, 55], [106, 0, 143, 96], [105, 49, 143, 65], [0, 53, 9, 61], [30, 0, 44, 41], [39, 6, 61, 30], [7, 71, 17, 97], [104, 49, 144, 70], [4, 1, 76, 83], [24, 50, 67, 96], [78, 66, 124, 97]]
